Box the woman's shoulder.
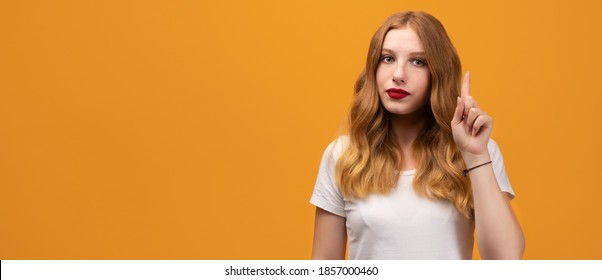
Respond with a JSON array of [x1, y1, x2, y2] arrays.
[[323, 137, 505, 160], [323, 135, 351, 160], [487, 138, 503, 156]]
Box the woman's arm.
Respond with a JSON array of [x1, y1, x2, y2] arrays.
[[451, 73, 525, 259], [463, 153, 525, 259], [311, 207, 347, 260]]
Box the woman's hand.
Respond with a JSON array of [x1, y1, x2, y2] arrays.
[[451, 72, 492, 165]]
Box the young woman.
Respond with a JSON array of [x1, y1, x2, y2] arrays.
[[310, 11, 525, 260]]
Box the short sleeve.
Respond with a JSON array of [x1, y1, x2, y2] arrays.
[[487, 138, 515, 199], [309, 139, 347, 217]]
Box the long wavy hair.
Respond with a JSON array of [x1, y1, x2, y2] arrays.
[[335, 11, 473, 218]]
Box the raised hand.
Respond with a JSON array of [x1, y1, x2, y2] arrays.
[[451, 72, 492, 162]]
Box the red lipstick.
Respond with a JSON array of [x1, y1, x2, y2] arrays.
[[386, 88, 410, 99]]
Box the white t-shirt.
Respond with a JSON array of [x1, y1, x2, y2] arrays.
[[309, 136, 514, 260]]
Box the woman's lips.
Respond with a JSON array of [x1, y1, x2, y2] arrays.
[[386, 88, 410, 99]]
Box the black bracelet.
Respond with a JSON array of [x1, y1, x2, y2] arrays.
[[462, 161, 493, 176]]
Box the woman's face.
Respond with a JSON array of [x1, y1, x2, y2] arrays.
[[376, 27, 431, 116]]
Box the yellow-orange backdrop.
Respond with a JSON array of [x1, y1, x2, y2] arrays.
[[1, 0, 601, 259]]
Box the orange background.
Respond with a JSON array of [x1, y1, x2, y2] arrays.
[[1, 0, 601, 259]]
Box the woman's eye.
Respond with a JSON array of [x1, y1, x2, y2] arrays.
[[412, 59, 426, 66], [381, 56, 394, 63]]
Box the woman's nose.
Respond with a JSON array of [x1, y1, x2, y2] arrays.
[[392, 65, 405, 84]]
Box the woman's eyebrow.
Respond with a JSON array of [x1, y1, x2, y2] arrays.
[[381, 48, 425, 56], [409, 51, 426, 56]]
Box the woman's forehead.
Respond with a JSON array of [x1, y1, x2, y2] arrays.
[[382, 28, 425, 53]]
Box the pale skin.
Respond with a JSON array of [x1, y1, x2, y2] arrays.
[[451, 72, 526, 259], [311, 73, 525, 260]]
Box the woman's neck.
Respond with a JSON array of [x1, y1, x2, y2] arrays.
[[390, 107, 429, 151]]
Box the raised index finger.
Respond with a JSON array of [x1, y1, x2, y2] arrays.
[[461, 72, 470, 98]]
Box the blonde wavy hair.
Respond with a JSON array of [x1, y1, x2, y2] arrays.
[[335, 11, 473, 218]]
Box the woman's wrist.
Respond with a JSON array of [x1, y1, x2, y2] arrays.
[[461, 152, 491, 168]]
